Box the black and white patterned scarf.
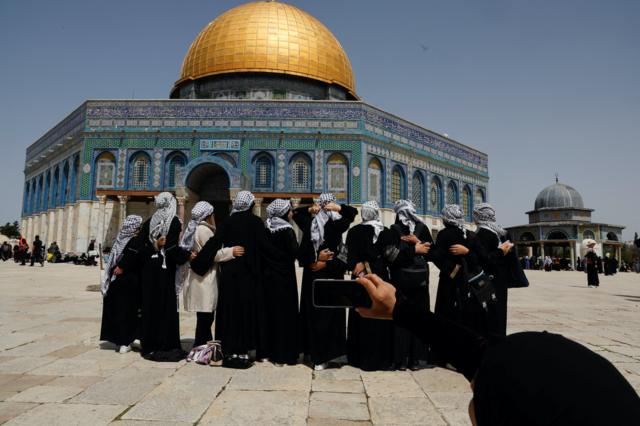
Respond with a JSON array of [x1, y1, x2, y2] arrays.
[[361, 201, 384, 243], [101, 215, 142, 296], [442, 204, 467, 239], [473, 203, 506, 240], [149, 192, 177, 243], [175, 201, 214, 295], [265, 198, 292, 233], [394, 199, 424, 234], [230, 191, 255, 215], [310, 193, 342, 253]]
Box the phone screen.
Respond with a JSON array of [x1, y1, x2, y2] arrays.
[[312, 279, 372, 309]]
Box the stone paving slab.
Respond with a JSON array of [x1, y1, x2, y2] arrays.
[[0, 402, 38, 424], [71, 367, 173, 405], [7, 384, 83, 403], [199, 390, 309, 425], [121, 366, 232, 423], [4, 402, 126, 425], [309, 391, 369, 421], [0, 263, 639, 424]]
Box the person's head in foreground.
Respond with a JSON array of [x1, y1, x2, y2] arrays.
[[355, 274, 640, 426]]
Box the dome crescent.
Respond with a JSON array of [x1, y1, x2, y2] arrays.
[[174, 1, 356, 97]]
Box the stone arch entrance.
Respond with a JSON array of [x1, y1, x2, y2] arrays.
[[185, 163, 231, 224]]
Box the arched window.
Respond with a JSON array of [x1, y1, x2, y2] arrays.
[[96, 152, 116, 189], [474, 188, 486, 205], [51, 167, 60, 208], [606, 232, 618, 241], [253, 153, 274, 189], [368, 157, 383, 203], [23, 182, 30, 214], [289, 153, 311, 191], [165, 152, 187, 189], [462, 185, 472, 221], [446, 181, 458, 205], [412, 171, 425, 211], [430, 177, 443, 213], [327, 153, 348, 193], [391, 166, 406, 203], [129, 152, 150, 189], [583, 230, 595, 240]]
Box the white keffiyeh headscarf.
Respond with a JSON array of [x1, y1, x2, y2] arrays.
[[361, 201, 384, 243], [311, 193, 342, 253], [393, 199, 424, 234], [101, 215, 142, 296], [149, 192, 177, 243], [442, 204, 467, 239], [266, 199, 292, 233], [473, 203, 506, 240], [175, 201, 214, 295], [230, 191, 255, 215]]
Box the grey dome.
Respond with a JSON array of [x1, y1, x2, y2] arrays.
[[534, 182, 584, 210]]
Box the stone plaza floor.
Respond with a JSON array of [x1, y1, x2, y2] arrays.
[[0, 262, 639, 425]]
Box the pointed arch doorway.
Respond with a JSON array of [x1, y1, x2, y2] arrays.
[[185, 162, 231, 224]]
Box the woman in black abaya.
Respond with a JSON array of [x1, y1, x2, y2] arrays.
[[100, 214, 143, 353], [472, 203, 513, 337], [584, 239, 600, 288], [293, 193, 358, 370], [139, 192, 193, 361], [262, 199, 300, 366], [385, 200, 433, 370]]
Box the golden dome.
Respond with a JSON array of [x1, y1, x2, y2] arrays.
[[175, 1, 356, 97]]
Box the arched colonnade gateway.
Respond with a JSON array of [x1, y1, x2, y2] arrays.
[[19, 1, 488, 252]]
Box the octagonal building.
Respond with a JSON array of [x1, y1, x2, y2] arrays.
[[20, 1, 488, 253]]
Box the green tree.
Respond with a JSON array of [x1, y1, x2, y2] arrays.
[[0, 221, 20, 238]]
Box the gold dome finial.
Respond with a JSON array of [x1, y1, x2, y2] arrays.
[[174, 1, 356, 97]]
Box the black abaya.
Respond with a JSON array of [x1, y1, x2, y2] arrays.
[[386, 220, 433, 368], [585, 251, 599, 286], [263, 227, 300, 365], [293, 204, 358, 365], [345, 224, 394, 371], [139, 217, 191, 359], [475, 228, 509, 336], [430, 225, 489, 336], [213, 210, 283, 358], [100, 237, 143, 347]]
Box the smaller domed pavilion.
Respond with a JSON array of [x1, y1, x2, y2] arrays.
[[505, 177, 625, 266]]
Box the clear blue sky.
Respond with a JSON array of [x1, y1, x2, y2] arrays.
[[1, 0, 638, 239]]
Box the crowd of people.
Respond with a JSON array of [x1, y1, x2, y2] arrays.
[[0, 237, 101, 266], [98, 190, 522, 370]]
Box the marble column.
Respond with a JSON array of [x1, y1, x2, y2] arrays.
[[176, 196, 187, 223], [539, 242, 545, 259], [570, 242, 576, 270], [96, 195, 107, 245], [76, 201, 94, 253], [117, 196, 128, 226], [253, 197, 263, 217]]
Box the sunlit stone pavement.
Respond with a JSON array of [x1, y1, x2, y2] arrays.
[[0, 262, 638, 425]]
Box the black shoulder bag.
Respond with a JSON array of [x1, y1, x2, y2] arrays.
[[455, 258, 496, 312]]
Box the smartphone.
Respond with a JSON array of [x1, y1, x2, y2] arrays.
[[313, 279, 372, 309]]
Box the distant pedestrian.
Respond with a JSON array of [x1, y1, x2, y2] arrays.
[[30, 236, 44, 266], [583, 239, 599, 288]]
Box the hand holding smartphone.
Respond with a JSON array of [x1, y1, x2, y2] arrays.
[[313, 279, 373, 309]]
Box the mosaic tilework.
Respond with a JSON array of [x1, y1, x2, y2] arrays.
[[152, 149, 162, 188], [314, 150, 324, 191], [276, 150, 287, 191], [81, 100, 487, 169], [116, 149, 127, 188]]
